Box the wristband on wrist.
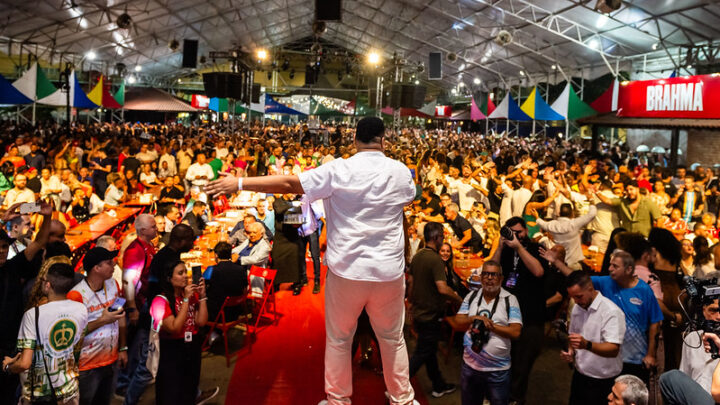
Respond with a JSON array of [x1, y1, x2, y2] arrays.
[[182, 297, 189, 303], [119, 346, 128, 352], [585, 340, 593, 351], [237, 177, 244, 190]]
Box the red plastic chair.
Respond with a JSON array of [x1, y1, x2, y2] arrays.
[[201, 295, 250, 367], [248, 266, 278, 335]]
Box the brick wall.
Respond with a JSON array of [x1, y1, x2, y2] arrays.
[[686, 129, 720, 167]]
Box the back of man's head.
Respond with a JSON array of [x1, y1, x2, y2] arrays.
[[423, 222, 444, 244], [169, 223, 194, 246], [213, 241, 232, 260], [566, 269, 593, 290], [559, 203, 573, 218], [46, 262, 76, 296], [614, 374, 648, 405], [355, 117, 384, 144]]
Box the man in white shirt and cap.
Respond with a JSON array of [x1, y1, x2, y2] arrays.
[[206, 117, 418, 405]]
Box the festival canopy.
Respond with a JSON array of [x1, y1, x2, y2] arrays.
[[478, 94, 496, 116], [381, 106, 430, 118], [418, 100, 437, 117], [590, 79, 619, 114], [122, 87, 196, 111], [114, 82, 125, 106], [488, 93, 531, 120], [470, 97, 487, 121], [550, 82, 597, 121], [37, 71, 97, 109], [12, 63, 56, 101], [520, 87, 565, 120], [451, 108, 471, 121], [87, 76, 122, 109], [264, 94, 305, 115], [0, 74, 32, 105]]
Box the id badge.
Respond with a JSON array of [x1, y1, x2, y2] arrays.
[[184, 331, 192, 342], [505, 272, 518, 289]]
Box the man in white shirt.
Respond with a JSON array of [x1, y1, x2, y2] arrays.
[[206, 117, 419, 405], [3, 174, 35, 208], [510, 177, 533, 218], [561, 270, 626, 405], [588, 181, 620, 252], [537, 203, 597, 269], [185, 153, 214, 187]]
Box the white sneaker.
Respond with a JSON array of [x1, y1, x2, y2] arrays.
[[317, 401, 328, 405], [383, 392, 420, 405]]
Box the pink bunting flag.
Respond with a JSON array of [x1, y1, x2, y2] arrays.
[[471, 97, 486, 121]]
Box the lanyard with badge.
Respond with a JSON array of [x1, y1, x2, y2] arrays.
[[505, 253, 520, 289]]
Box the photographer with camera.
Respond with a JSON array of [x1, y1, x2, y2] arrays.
[[659, 294, 720, 403], [561, 270, 626, 405], [454, 260, 522, 405], [408, 222, 463, 398], [490, 216, 546, 404], [660, 330, 720, 405]]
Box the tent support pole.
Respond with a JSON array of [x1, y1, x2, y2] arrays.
[[565, 120, 569, 140], [32, 103, 36, 126], [485, 118, 489, 135], [506, 119, 509, 135], [670, 128, 679, 172]]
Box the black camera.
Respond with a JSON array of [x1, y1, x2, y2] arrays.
[[682, 276, 720, 358], [470, 319, 491, 353], [552, 319, 570, 351], [500, 225, 514, 240]]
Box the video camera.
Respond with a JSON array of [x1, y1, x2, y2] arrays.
[[681, 276, 720, 358]]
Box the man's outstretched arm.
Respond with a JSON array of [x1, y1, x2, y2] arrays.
[[205, 173, 305, 196]]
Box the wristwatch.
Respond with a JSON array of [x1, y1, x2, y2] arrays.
[[585, 341, 593, 351]]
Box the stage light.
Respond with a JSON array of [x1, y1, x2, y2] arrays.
[[368, 51, 380, 66], [473, 77, 481, 85], [588, 39, 600, 50], [135, 65, 142, 72], [289, 69, 295, 79], [282, 58, 290, 71], [551, 64, 557, 70], [519, 70, 525, 76], [257, 49, 268, 61], [414, 80, 420, 85], [85, 50, 96, 60], [128, 75, 136, 84], [652, 42, 659, 50]]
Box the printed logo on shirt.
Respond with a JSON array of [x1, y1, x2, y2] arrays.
[[477, 309, 491, 318], [629, 297, 643, 306], [49, 319, 77, 351]]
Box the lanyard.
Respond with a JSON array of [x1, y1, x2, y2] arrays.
[[85, 279, 108, 307], [474, 289, 501, 320]]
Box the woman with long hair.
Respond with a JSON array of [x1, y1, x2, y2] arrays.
[[439, 243, 469, 299], [522, 189, 558, 240], [680, 237, 695, 276], [150, 260, 216, 405], [693, 236, 716, 279], [481, 218, 501, 259]]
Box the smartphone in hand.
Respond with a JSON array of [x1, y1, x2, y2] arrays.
[[109, 297, 126, 312], [192, 266, 202, 285]]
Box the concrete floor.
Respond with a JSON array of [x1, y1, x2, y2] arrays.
[[114, 326, 571, 405]]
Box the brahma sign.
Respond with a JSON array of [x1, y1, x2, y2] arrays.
[[617, 74, 720, 118]]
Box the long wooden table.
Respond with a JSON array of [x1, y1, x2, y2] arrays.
[[66, 207, 141, 251], [182, 211, 245, 270]]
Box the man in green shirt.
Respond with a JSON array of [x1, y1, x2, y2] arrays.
[[208, 150, 223, 180], [594, 181, 661, 237]]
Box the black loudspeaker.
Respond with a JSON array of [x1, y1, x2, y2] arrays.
[[202, 73, 220, 98], [428, 52, 442, 80], [305, 66, 319, 85], [182, 39, 198, 68], [251, 84, 261, 103], [390, 83, 403, 108], [316, 0, 341, 21], [412, 85, 427, 108], [227, 74, 244, 99]]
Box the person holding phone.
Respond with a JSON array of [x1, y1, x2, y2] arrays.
[[150, 260, 218, 405], [67, 247, 128, 405]]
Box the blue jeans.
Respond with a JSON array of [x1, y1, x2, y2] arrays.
[[78, 365, 115, 405], [660, 369, 715, 405], [116, 327, 152, 405], [461, 362, 511, 405]]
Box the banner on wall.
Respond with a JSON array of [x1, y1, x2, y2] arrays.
[[435, 105, 451, 117], [617, 74, 720, 118], [191, 94, 210, 109]]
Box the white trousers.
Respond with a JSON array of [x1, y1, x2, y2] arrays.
[[324, 270, 415, 405]]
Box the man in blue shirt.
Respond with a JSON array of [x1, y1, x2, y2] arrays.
[[594, 250, 663, 384], [542, 248, 663, 384]]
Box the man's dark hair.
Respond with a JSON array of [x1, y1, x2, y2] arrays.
[[214, 241, 232, 260], [9, 215, 25, 228], [626, 180, 639, 188], [423, 222, 444, 244], [169, 223, 194, 244], [45, 241, 72, 259], [46, 262, 76, 295], [355, 117, 384, 144], [566, 269, 593, 289], [559, 203, 573, 218], [504, 216, 526, 229], [648, 227, 681, 266], [623, 233, 650, 261]]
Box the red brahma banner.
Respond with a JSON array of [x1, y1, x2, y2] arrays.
[[617, 74, 720, 119]]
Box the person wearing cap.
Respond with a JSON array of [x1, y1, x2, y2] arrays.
[[2, 173, 35, 208], [0, 201, 53, 404], [206, 116, 419, 405], [68, 247, 128, 405]]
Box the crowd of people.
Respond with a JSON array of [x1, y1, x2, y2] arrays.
[[0, 117, 719, 405]]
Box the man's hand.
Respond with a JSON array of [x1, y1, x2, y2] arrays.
[[2, 202, 23, 223], [569, 333, 588, 350], [539, 247, 558, 264], [504, 234, 521, 250], [99, 307, 125, 326], [39, 202, 52, 216], [2, 353, 20, 370], [560, 347, 575, 363], [703, 332, 720, 353], [205, 172, 239, 197], [118, 351, 128, 368], [642, 354, 657, 369], [478, 315, 495, 332]]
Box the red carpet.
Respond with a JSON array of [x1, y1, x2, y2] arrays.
[[225, 265, 429, 405]]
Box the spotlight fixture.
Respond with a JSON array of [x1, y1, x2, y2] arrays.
[[595, 0, 622, 13], [282, 58, 290, 71], [127, 75, 136, 84], [289, 69, 295, 79], [473, 77, 481, 85], [85, 50, 97, 60], [168, 39, 180, 51], [256, 49, 268, 61], [337, 71, 343, 81], [368, 51, 380, 66], [135, 65, 142, 72], [267, 71, 272, 80], [116, 11, 132, 30], [414, 80, 419, 85]]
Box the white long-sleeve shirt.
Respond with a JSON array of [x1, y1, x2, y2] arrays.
[[184, 163, 214, 186], [537, 205, 597, 267]]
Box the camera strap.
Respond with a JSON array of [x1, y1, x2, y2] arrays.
[[470, 288, 508, 321]]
